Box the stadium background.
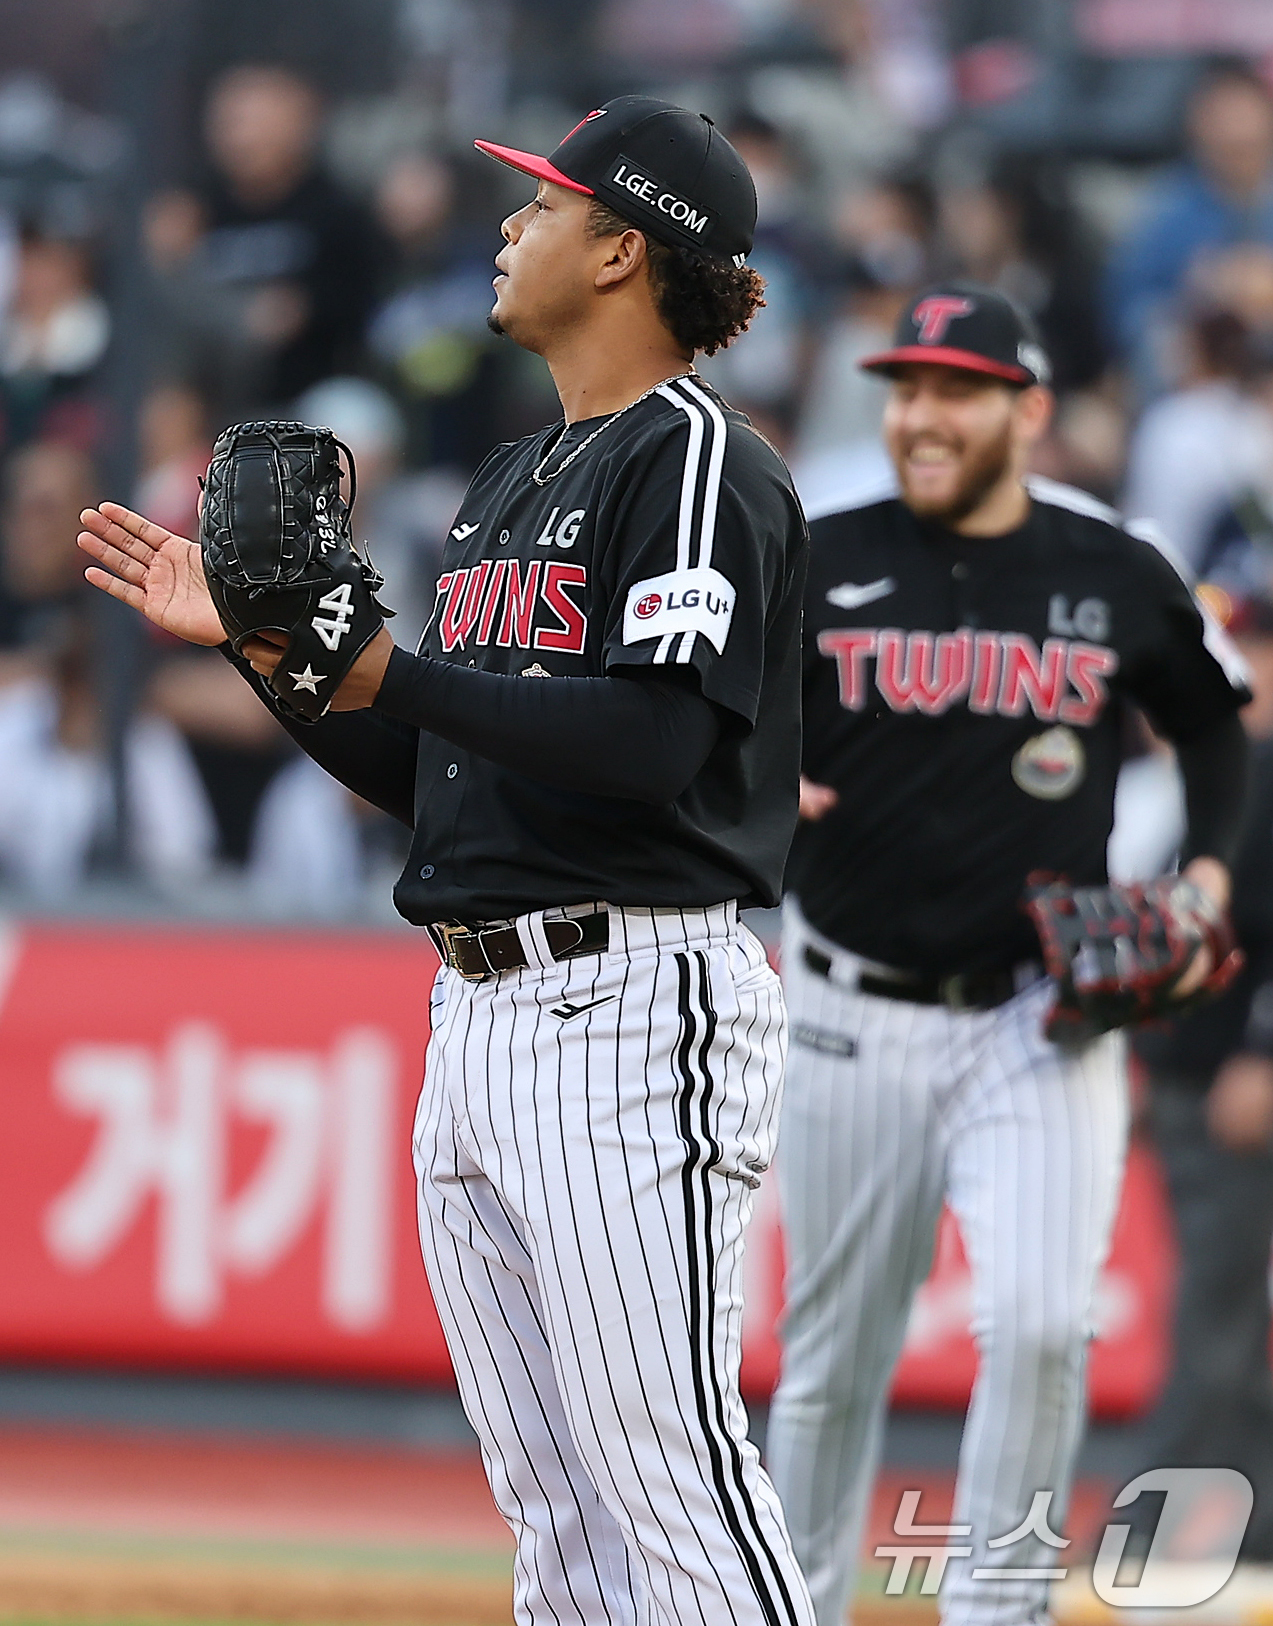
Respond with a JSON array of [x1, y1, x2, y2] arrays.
[[1, 0, 1272, 1620]]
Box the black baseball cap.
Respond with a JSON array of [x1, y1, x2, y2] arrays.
[[859, 282, 1052, 386], [475, 95, 756, 266]]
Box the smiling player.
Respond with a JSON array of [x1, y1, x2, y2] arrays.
[[766, 283, 1250, 1626]]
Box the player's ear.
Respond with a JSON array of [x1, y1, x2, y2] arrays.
[[594, 228, 649, 291], [1016, 383, 1054, 443]]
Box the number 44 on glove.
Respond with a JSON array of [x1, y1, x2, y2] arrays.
[[1024, 874, 1243, 1048], [200, 421, 393, 721]]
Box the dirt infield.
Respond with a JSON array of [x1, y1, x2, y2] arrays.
[[0, 1543, 513, 1625], [0, 1425, 516, 1626], [10, 1423, 1270, 1626], [0, 1549, 953, 1626], [0, 1426, 1145, 1626], [0, 1430, 1026, 1626]]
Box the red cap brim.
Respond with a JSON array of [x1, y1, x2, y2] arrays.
[[858, 345, 1032, 383], [474, 140, 594, 196]]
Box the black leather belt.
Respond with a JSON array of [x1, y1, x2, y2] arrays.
[[431, 912, 609, 981], [803, 945, 1034, 1012]]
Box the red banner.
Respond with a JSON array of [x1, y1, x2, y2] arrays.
[[0, 921, 449, 1381], [0, 922, 1174, 1415]]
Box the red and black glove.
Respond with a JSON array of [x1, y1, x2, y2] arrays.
[[1024, 874, 1243, 1047]]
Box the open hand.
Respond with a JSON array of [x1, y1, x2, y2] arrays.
[[78, 502, 226, 647]]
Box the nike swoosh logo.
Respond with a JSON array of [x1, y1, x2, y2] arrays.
[[550, 995, 616, 1021], [826, 576, 896, 610], [451, 521, 480, 541]]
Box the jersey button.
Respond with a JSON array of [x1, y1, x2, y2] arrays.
[[447, 763, 459, 779], [952, 561, 968, 580], [419, 864, 435, 879]]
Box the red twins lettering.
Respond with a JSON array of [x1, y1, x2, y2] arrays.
[[535, 563, 588, 653], [997, 634, 1067, 718], [497, 559, 541, 648], [821, 627, 1119, 722], [913, 294, 974, 343], [1060, 641, 1119, 725], [435, 558, 591, 654], [875, 628, 972, 715], [439, 560, 492, 651], [474, 559, 508, 645], [969, 631, 1003, 712], [817, 628, 877, 709]]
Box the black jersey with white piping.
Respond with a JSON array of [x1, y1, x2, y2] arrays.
[[789, 477, 1250, 976], [388, 375, 806, 923]]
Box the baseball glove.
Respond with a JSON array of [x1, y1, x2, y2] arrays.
[[1024, 873, 1243, 1047], [200, 420, 392, 722]]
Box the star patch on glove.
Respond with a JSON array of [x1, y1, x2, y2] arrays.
[[200, 420, 392, 721], [1024, 873, 1243, 1048]]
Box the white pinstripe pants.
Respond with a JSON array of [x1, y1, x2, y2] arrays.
[[767, 903, 1129, 1626], [414, 902, 816, 1626]]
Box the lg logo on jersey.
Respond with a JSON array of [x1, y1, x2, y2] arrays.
[[534, 507, 585, 549], [818, 626, 1119, 724], [623, 567, 737, 653], [452, 508, 585, 550], [1047, 594, 1110, 641]]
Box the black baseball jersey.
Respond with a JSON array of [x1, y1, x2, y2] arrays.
[[391, 374, 806, 925], [787, 477, 1250, 976]]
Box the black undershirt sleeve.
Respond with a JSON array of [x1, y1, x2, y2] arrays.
[[222, 646, 419, 828], [373, 645, 720, 804], [1176, 710, 1249, 869]]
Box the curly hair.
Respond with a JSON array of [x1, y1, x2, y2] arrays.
[[587, 198, 765, 357]]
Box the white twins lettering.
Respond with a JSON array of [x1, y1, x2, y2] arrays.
[[818, 626, 1118, 723], [435, 560, 588, 654]]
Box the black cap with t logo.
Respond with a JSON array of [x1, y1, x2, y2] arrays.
[[475, 96, 757, 266], [859, 282, 1052, 387]]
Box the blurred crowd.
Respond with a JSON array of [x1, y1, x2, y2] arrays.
[[4, 1, 1273, 919]]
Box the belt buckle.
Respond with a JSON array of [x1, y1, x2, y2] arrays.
[[435, 920, 490, 982]]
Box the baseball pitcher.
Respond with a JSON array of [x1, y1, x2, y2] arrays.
[[80, 98, 816, 1626]]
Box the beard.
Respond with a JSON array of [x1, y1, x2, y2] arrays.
[[487, 311, 506, 337], [897, 419, 1014, 526]]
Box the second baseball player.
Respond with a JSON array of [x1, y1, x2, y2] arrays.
[[767, 283, 1250, 1626]]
